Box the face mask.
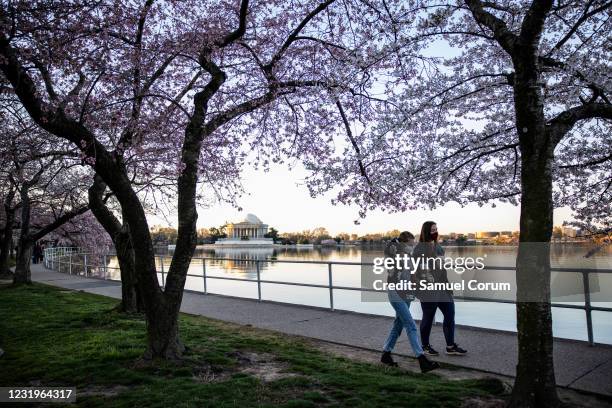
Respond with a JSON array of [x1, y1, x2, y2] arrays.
[[431, 232, 438, 241]]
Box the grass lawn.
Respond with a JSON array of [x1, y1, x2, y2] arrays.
[[0, 283, 505, 407]]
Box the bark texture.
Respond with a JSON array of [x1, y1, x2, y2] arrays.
[[0, 191, 16, 278], [88, 176, 143, 313], [13, 185, 33, 284]]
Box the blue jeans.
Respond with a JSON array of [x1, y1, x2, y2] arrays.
[[383, 290, 424, 357]]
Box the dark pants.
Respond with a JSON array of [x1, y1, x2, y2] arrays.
[[420, 301, 455, 347]]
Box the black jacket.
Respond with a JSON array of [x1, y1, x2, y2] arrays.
[[412, 242, 453, 302]]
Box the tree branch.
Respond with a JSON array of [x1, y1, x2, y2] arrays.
[[88, 175, 122, 236], [216, 0, 249, 47], [519, 0, 554, 44], [336, 100, 372, 185], [559, 153, 612, 169], [550, 0, 612, 52], [30, 205, 90, 242], [464, 0, 518, 54], [266, 0, 336, 69], [549, 102, 612, 144]]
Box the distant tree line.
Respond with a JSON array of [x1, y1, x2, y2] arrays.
[[151, 225, 413, 246]]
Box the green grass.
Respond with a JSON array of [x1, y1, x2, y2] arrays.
[[0, 284, 504, 407]]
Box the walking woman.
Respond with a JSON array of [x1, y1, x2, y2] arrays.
[[413, 221, 467, 356], [380, 231, 439, 373]]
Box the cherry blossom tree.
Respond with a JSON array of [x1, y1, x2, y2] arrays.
[[0, 104, 91, 283], [298, 1, 611, 406], [44, 209, 112, 258], [1, 95, 144, 306], [0, 0, 404, 359]]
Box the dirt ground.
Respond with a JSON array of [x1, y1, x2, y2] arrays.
[[308, 339, 612, 408]]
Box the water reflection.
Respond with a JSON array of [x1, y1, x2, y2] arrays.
[[193, 246, 364, 278], [207, 247, 274, 277]]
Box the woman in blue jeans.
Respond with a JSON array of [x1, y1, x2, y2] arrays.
[[380, 231, 439, 373], [414, 221, 467, 356]]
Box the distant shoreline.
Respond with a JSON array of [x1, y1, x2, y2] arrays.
[[169, 241, 599, 251]]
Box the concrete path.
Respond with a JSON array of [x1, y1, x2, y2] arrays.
[[30, 265, 612, 397]]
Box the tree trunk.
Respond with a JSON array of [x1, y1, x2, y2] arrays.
[[138, 109, 209, 360], [0, 192, 16, 279], [143, 299, 184, 359], [88, 176, 143, 313], [13, 241, 32, 284], [14, 186, 32, 285], [511, 157, 559, 407], [509, 45, 560, 407], [88, 156, 183, 358], [114, 226, 144, 313], [105, 175, 182, 358], [0, 211, 15, 278]]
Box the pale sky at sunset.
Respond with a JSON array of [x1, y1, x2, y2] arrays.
[[150, 161, 573, 236]]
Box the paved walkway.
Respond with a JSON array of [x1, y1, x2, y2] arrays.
[[30, 265, 612, 397]]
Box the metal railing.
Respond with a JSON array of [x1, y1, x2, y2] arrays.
[[43, 247, 114, 278], [43, 247, 612, 346]]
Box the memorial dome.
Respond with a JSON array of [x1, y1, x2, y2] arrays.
[[242, 213, 263, 224]]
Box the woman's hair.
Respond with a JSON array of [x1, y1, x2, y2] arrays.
[[419, 221, 437, 242], [398, 231, 414, 241]]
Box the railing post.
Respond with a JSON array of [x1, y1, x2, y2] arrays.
[[256, 260, 261, 301], [328, 262, 334, 311], [583, 271, 594, 346], [160, 256, 165, 288], [202, 259, 207, 294]]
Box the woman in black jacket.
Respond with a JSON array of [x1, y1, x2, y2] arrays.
[[413, 221, 467, 356]]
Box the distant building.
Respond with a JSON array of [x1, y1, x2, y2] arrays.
[[216, 214, 273, 246]]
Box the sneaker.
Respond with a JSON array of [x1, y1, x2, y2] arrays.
[[380, 351, 398, 367], [418, 354, 440, 373], [445, 344, 467, 355], [423, 344, 439, 356]]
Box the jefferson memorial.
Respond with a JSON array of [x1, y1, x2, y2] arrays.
[[215, 214, 274, 246]]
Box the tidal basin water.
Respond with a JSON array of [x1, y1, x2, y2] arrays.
[[105, 244, 612, 344]]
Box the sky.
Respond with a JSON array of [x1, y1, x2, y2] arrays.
[[149, 161, 573, 236]]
